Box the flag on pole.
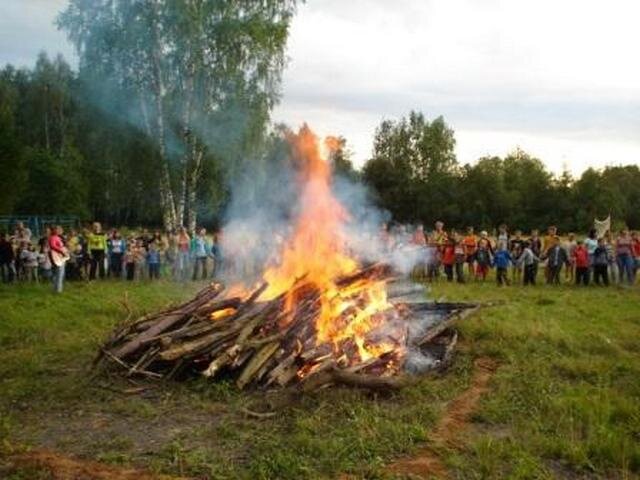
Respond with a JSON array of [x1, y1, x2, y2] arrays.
[[594, 215, 611, 239]]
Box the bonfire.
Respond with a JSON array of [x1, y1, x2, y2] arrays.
[[95, 126, 477, 390]]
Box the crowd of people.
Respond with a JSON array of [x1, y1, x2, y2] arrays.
[[383, 222, 640, 287], [1, 220, 639, 294], [0, 222, 223, 293]]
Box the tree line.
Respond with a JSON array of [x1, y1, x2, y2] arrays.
[[0, 2, 637, 233], [0, 0, 300, 231], [362, 111, 640, 232]]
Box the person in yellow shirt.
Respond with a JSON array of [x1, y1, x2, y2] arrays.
[[87, 222, 108, 280]]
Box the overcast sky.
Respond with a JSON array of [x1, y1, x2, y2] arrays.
[[2, 0, 639, 174]]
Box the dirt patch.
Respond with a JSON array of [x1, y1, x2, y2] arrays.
[[4, 449, 189, 480], [385, 357, 498, 479]]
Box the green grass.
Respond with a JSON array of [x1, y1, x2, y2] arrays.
[[0, 279, 639, 479]]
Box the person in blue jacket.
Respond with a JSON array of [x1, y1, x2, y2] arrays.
[[493, 241, 513, 286]]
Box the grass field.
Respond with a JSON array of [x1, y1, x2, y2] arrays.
[[0, 278, 639, 479]]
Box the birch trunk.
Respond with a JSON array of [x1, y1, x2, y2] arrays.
[[150, 4, 177, 231], [176, 62, 195, 229], [186, 144, 204, 234]]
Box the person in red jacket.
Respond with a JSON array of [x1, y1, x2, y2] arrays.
[[573, 240, 590, 286]]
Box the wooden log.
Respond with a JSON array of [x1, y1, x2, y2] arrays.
[[439, 330, 458, 368], [415, 306, 479, 347], [202, 345, 241, 378], [159, 329, 238, 361], [335, 263, 393, 288], [112, 283, 224, 359], [236, 342, 280, 389], [326, 368, 416, 391], [266, 351, 298, 387]]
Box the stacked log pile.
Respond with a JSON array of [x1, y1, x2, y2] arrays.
[[95, 265, 473, 390]]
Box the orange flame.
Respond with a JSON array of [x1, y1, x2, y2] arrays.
[[210, 307, 237, 321], [260, 125, 394, 362]]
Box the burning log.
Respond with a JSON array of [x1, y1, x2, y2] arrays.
[[95, 266, 473, 392]]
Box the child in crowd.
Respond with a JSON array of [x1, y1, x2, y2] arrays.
[[453, 236, 466, 283], [462, 227, 478, 277], [529, 230, 542, 282], [191, 228, 210, 281], [493, 242, 513, 286], [108, 230, 125, 278], [124, 239, 136, 281], [20, 243, 39, 282], [592, 238, 610, 286], [497, 224, 509, 248], [425, 240, 440, 282], [563, 233, 577, 282], [509, 230, 524, 283], [441, 237, 456, 282], [38, 243, 52, 282], [518, 240, 540, 286], [573, 240, 590, 286], [544, 236, 568, 285], [474, 236, 493, 281], [135, 240, 147, 280], [147, 242, 161, 280], [70, 243, 85, 280], [585, 229, 598, 264], [616, 229, 635, 285]]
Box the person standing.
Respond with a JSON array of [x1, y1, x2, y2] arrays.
[[453, 235, 466, 283], [494, 243, 513, 286], [592, 238, 610, 286], [20, 242, 39, 282], [14, 221, 32, 243], [175, 227, 191, 281], [632, 231, 640, 281], [38, 243, 52, 282], [573, 240, 590, 286], [563, 233, 577, 282], [544, 236, 568, 285], [191, 228, 210, 280], [604, 231, 619, 283], [87, 222, 107, 280], [108, 230, 126, 279], [519, 241, 540, 286], [124, 239, 137, 281], [48, 225, 69, 293], [474, 236, 493, 282], [462, 227, 478, 277], [0, 232, 15, 283], [147, 242, 161, 280], [134, 239, 147, 281], [584, 229, 598, 268], [497, 224, 509, 249], [529, 230, 543, 285], [509, 230, 525, 284], [616, 229, 636, 285]]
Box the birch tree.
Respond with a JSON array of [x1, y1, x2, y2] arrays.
[[58, 0, 298, 231]]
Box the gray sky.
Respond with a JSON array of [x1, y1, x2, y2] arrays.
[[2, 0, 639, 174]]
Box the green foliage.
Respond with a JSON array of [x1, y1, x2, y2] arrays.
[[364, 111, 459, 223], [364, 111, 640, 231], [57, 0, 300, 229]]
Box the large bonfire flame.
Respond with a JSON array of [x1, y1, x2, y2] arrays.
[[256, 125, 401, 368], [97, 125, 469, 389]]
